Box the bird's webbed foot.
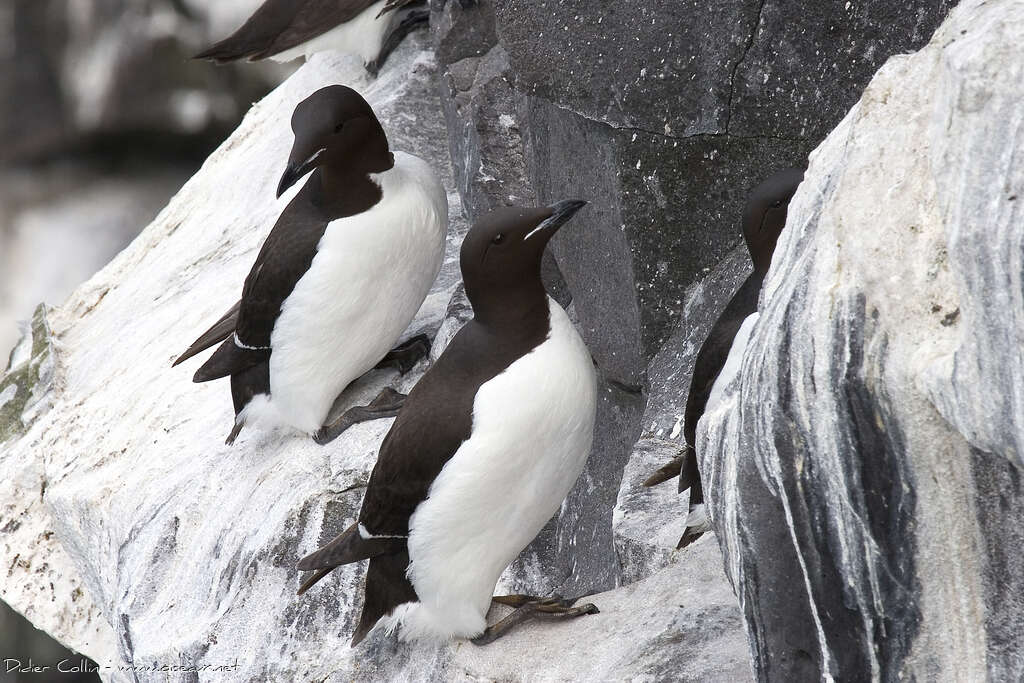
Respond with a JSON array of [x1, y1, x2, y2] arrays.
[[313, 387, 407, 445], [471, 594, 600, 646], [374, 334, 431, 375]]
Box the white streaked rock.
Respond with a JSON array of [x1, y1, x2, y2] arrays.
[[699, 2, 1024, 680], [0, 32, 750, 680]]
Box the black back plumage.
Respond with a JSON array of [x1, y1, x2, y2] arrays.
[[296, 202, 588, 645], [189, 178, 329, 384], [173, 86, 392, 442], [658, 168, 804, 547], [195, 0, 422, 63]]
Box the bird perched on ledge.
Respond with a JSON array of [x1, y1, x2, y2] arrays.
[[644, 167, 805, 548], [296, 201, 599, 646], [195, 0, 432, 75], [173, 85, 448, 445]]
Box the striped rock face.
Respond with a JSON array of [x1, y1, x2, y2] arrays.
[[699, 2, 1024, 680]]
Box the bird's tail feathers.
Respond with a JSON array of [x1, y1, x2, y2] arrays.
[[352, 549, 418, 646], [172, 300, 241, 367], [642, 454, 683, 487], [377, 0, 425, 18], [297, 522, 404, 597], [677, 502, 711, 549], [192, 337, 267, 383], [677, 444, 700, 494]]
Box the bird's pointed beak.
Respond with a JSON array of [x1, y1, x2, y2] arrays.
[[525, 199, 588, 241], [277, 147, 326, 198]]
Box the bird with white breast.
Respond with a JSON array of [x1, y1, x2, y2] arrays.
[[296, 200, 600, 646], [174, 85, 448, 446]]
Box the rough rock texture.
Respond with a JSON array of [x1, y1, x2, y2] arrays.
[[0, 166, 190, 358], [0, 0, 982, 679], [0, 0, 289, 360], [0, 37, 749, 681], [431, 0, 958, 602], [699, 1, 1024, 680]]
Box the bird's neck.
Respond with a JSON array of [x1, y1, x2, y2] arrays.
[[311, 164, 386, 218], [470, 281, 551, 339]]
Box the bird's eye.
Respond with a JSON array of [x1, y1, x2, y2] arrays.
[[492, 233, 505, 245], [771, 200, 784, 208], [334, 122, 344, 133]]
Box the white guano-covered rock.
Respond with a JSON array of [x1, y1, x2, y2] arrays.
[[0, 36, 751, 681], [699, 1, 1024, 680]]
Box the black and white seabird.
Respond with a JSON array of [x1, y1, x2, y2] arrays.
[[644, 167, 805, 548], [296, 201, 599, 646], [195, 0, 435, 74], [173, 85, 448, 445]]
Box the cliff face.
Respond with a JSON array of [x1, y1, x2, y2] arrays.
[[3, 0, 1011, 681], [0, 40, 750, 682], [699, 1, 1024, 679], [429, 0, 957, 601]]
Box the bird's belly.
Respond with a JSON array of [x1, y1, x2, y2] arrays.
[[267, 222, 442, 434], [404, 302, 597, 638], [269, 0, 392, 65]]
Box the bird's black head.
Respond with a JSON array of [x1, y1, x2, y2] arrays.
[[742, 167, 805, 274], [461, 200, 587, 324], [277, 85, 392, 198]]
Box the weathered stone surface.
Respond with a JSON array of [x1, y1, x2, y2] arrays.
[[1, 0, 985, 678], [0, 304, 118, 667], [729, 0, 957, 139], [0, 166, 190, 358], [431, 0, 956, 608], [0, 34, 748, 681], [699, 2, 1024, 679]]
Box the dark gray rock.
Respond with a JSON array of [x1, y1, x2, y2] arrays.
[[430, 0, 957, 608], [700, 2, 1024, 679], [729, 0, 958, 139]]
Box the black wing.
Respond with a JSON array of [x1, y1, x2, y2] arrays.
[[173, 299, 240, 367], [195, 0, 408, 62], [356, 319, 544, 537], [294, 328, 478, 626], [296, 321, 548, 640], [678, 272, 764, 493], [191, 178, 329, 381]]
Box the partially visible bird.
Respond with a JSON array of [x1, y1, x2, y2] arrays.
[[173, 85, 448, 445], [296, 200, 599, 646], [644, 167, 805, 548], [195, 0, 434, 74]]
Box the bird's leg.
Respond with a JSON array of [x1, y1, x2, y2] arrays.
[[374, 334, 430, 375], [313, 387, 407, 445], [366, 9, 430, 76], [313, 334, 429, 445], [490, 594, 540, 608], [472, 595, 599, 646]]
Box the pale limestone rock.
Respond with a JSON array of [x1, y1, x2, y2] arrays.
[[699, 2, 1024, 679]]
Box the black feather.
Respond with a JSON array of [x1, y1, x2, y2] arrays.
[[172, 300, 240, 367]]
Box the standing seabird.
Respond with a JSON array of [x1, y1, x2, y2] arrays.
[[195, 0, 432, 74], [173, 85, 448, 445], [296, 201, 599, 646], [644, 167, 805, 548]]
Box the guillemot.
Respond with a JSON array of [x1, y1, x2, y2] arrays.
[[173, 85, 448, 445], [644, 167, 804, 548], [195, 0, 432, 74], [296, 201, 599, 646]]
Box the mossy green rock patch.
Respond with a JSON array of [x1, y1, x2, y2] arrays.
[[0, 304, 54, 445]]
